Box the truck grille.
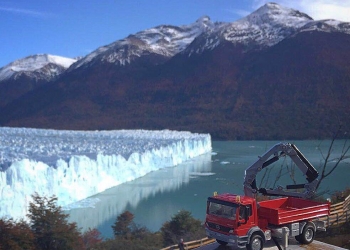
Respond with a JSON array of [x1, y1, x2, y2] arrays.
[[207, 222, 231, 233]]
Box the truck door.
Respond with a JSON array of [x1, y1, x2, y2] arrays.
[[236, 205, 255, 236]]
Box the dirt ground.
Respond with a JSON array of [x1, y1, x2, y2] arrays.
[[315, 222, 350, 249]]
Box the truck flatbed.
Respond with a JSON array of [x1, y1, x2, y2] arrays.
[[258, 197, 330, 225]]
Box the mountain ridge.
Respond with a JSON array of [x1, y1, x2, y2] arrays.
[[1, 2, 350, 140], [1, 3, 349, 79]]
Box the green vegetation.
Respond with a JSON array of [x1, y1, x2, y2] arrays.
[[94, 210, 205, 250], [0, 193, 84, 250], [28, 194, 84, 250], [0, 194, 205, 250], [1, 191, 350, 249], [160, 210, 206, 246]]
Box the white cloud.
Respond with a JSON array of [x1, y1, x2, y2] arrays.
[[0, 6, 51, 18], [252, 0, 350, 22]]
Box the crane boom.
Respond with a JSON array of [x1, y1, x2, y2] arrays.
[[243, 142, 319, 199]]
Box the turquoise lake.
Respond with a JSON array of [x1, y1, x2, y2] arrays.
[[67, 140, 349, 238]]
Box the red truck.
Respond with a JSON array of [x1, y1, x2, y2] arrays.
[[205, 143, 330, 250]]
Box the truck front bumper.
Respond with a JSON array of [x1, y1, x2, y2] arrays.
[[205, 228, 247, 249]]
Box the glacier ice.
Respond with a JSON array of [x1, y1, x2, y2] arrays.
[[0, 127, 211, 220], [67, 152, 212, 234]]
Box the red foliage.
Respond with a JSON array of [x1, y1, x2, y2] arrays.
[[82, 228, 103, 249], [0, 219, 35, 250]]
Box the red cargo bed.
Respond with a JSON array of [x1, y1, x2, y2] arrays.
[[258, 197, 330, 225]]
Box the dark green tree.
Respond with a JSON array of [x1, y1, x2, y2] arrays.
[[112, 210, 134, 238], [105, 211, 162, 249], [160, 210, 205, 246], [27, 193, 83, 250]]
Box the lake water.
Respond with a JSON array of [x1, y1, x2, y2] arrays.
[[66, 140, 349, 238]]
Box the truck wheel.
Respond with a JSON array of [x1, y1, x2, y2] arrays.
[[216, 239, 228, 246], [300, 223, 315, 244], [247, 234, 263, 250]]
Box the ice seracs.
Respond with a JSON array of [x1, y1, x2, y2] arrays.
[[0, 127, 211, 220]]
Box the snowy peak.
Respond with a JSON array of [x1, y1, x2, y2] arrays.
[[217, 3, 313, 49], [0, 54, 77, 82], [70, 17, 215, 69], [186, 2, 348, 55], [196, 15, 210, 23], [183, 3, 316, 55], [135, 16, 215, 55], [248, 2, 313, 24], [60, 2, 350, 69]]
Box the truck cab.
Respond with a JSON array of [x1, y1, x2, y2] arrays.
[[205, 193, 269, 249]]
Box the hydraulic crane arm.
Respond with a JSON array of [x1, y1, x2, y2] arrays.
[[243, 142, 319, 199]]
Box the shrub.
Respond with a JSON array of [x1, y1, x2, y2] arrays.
[[160, 210, 205, 246]]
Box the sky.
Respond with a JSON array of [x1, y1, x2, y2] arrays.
[[1, 0, 350, 68]]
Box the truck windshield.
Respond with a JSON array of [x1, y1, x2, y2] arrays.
[[208, 202, 237, 220]]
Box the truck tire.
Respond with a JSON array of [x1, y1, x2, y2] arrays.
[[216, 239, 228, 246], [247, 234, 263, 250], [299, 223, 315, 244]]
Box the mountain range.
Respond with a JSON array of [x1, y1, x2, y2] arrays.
[[1, 2, 350, 140]]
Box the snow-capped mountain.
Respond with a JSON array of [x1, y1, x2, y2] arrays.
[[3, 3, 350, 79], [184, 2, 350, 55], [0, 54, 76, 82], [1, 2, 350, 140], [68, 2, 350, 68], [220, 3, 313, 47], [70, 16, 215, 70]]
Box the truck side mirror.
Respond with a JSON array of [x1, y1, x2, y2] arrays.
[[245, 205, 251, 220]]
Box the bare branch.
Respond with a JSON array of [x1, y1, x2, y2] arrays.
[[322, 141, 350, 179], [316, 125, 349, 190]]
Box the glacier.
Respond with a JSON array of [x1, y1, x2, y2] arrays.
[[67, 152, 212, 234], [0, 127, 211, 220]]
